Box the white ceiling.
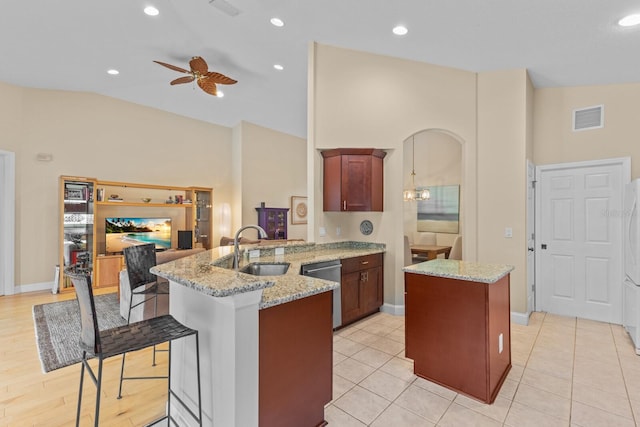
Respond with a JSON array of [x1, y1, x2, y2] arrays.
[[1, 0, 639, 138]]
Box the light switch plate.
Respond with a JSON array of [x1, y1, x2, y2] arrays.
[[319, 227, 326, 237], [275, 247, 285, 255], [249, 249, 260, 258], [504, 227, 513, 238]]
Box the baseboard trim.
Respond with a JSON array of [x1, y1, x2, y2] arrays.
[[511, 311, 530, 326], [15, 281, 53, 294], [381, 303, 405, 316]]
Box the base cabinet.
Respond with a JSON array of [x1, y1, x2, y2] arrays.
[[259, 291, 333, 427], [95, 255, 123, 288], [341, 253, 383, 326], [405, 272, 511, 403]]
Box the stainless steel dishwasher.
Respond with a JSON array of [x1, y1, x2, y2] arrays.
[[301, 260, 342, 329]]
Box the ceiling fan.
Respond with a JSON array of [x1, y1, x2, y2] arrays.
[[153, 56, 237, 96]]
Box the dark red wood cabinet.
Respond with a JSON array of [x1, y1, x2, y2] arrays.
[[341, 253, 384, 326], [259, 291, 333, 427], [404, 272, 511, 404], [321, 148, 386, 212]]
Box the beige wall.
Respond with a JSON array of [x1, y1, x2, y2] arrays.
[[0, 82, 309, 290], [0, 84, 234, 289], [534, 83, 640, 178], [238, 121, 307, 240], [309, 43, 478, 311], [477, 69, 531, 313]]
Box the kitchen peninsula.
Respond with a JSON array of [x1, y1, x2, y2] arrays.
[[403, 259, 514, 404], [152, 241, 385, 427]]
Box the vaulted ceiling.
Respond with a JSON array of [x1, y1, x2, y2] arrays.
[[1, 0, 638, 138]]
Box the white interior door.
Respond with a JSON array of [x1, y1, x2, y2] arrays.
[[0, 150, 16, 296], [536, 158, 629, 324], [527, 160, 536, 314]]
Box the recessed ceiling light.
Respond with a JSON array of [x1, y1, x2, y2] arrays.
[[273, 64, 284, 71], [217, 90, 224, 98], [107, 69, 119, 75], [144, 6, 159, 16], [270, 17, 284, 27], [619, 14, 640, 27], [392, 25, 408, 36]]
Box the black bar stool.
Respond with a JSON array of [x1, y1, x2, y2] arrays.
[[66, 268, 202, 426]]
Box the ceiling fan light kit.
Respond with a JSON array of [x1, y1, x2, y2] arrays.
[[153, 56, 237, 96]]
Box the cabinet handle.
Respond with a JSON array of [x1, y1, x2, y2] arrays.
[[343, 200, 346, 210], [361, 261, 369, 265]]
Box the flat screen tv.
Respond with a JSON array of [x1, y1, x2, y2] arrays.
[[105, 217, 172, 254]]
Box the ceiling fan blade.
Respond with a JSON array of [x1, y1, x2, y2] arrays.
[[206, 72, 237, 85], [153, 60, 189, 74], [197, 77, 218, 96], [170, 76, 195, 85], [189, 56, 209, 75]]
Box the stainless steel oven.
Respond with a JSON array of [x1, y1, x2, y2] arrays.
[[301, 260, 342, 329]]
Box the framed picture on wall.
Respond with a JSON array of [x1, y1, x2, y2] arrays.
[[417, 185, 460, 233], [291, 196, 308, 224]]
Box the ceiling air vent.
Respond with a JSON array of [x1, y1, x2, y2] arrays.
[[573, 105, 604, 131], [209, 0, 241, 16]]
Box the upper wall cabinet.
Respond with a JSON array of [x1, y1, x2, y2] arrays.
[[322, 148, 386, 212]]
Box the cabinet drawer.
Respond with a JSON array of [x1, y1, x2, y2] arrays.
[[341, 253, 383, 273]]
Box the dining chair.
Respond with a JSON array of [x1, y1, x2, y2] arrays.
[[449, 236, 463, 260], [66, 268, 202, 427]]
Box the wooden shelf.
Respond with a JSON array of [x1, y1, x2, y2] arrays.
[[96, 201, 194, 208], [59, 175, 212, 292]]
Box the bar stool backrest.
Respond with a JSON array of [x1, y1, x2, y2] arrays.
[[123, 243, 158, 291], [65, 268, 102, 355]]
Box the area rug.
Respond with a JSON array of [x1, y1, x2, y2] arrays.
[[33, 293, 126, 373]]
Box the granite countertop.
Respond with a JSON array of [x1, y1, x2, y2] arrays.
[[403, 259, 514, 284], [151, 241, 385, 309]]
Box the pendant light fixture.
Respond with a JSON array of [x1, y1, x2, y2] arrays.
[[403, 135, 430, 202]]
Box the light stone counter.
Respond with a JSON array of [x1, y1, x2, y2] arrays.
[[151, 241, 386, 309], [403, 259, 514, 284], [152, 240, 386, 426]]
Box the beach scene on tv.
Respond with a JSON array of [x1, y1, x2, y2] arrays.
[[105, 217, 172, 253]]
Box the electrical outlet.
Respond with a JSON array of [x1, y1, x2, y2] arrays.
[[319, 227, 326, 237], [498, 333, 504, 353], [504, 227, 512, 238], [275, 247, 285, 255], [249, 249, 260, 258]]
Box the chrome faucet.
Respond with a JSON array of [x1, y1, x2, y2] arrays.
[[233, 225, 268, 270]]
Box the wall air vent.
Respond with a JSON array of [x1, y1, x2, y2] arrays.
[[573, 105, 604, 131]]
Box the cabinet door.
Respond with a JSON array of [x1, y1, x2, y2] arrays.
[[341, 271, 362, 325], [342, 155, 372, 211], [361, 266, 383, 314]]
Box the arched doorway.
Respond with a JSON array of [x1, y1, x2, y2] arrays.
[[403, 129, 464, 255]]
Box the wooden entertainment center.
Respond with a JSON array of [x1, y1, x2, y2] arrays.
[[59, 176, 212, 292]]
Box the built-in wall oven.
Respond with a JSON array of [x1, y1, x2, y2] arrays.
[[301, 260, 342, 329]]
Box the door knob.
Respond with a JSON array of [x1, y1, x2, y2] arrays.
[[541, 244, 547, 250], [528, 247, 534, 252]]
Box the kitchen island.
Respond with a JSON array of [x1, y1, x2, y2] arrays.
[[403, 259, 514, 404], [152, 241, 385, 427]]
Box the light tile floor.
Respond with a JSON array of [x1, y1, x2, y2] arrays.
[[326, 312, 640, 426]]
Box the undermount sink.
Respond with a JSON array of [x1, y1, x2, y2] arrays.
[[239, 262, 290, 276]]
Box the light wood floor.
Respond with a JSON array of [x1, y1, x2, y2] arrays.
[[0, 288, 169, 426]]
